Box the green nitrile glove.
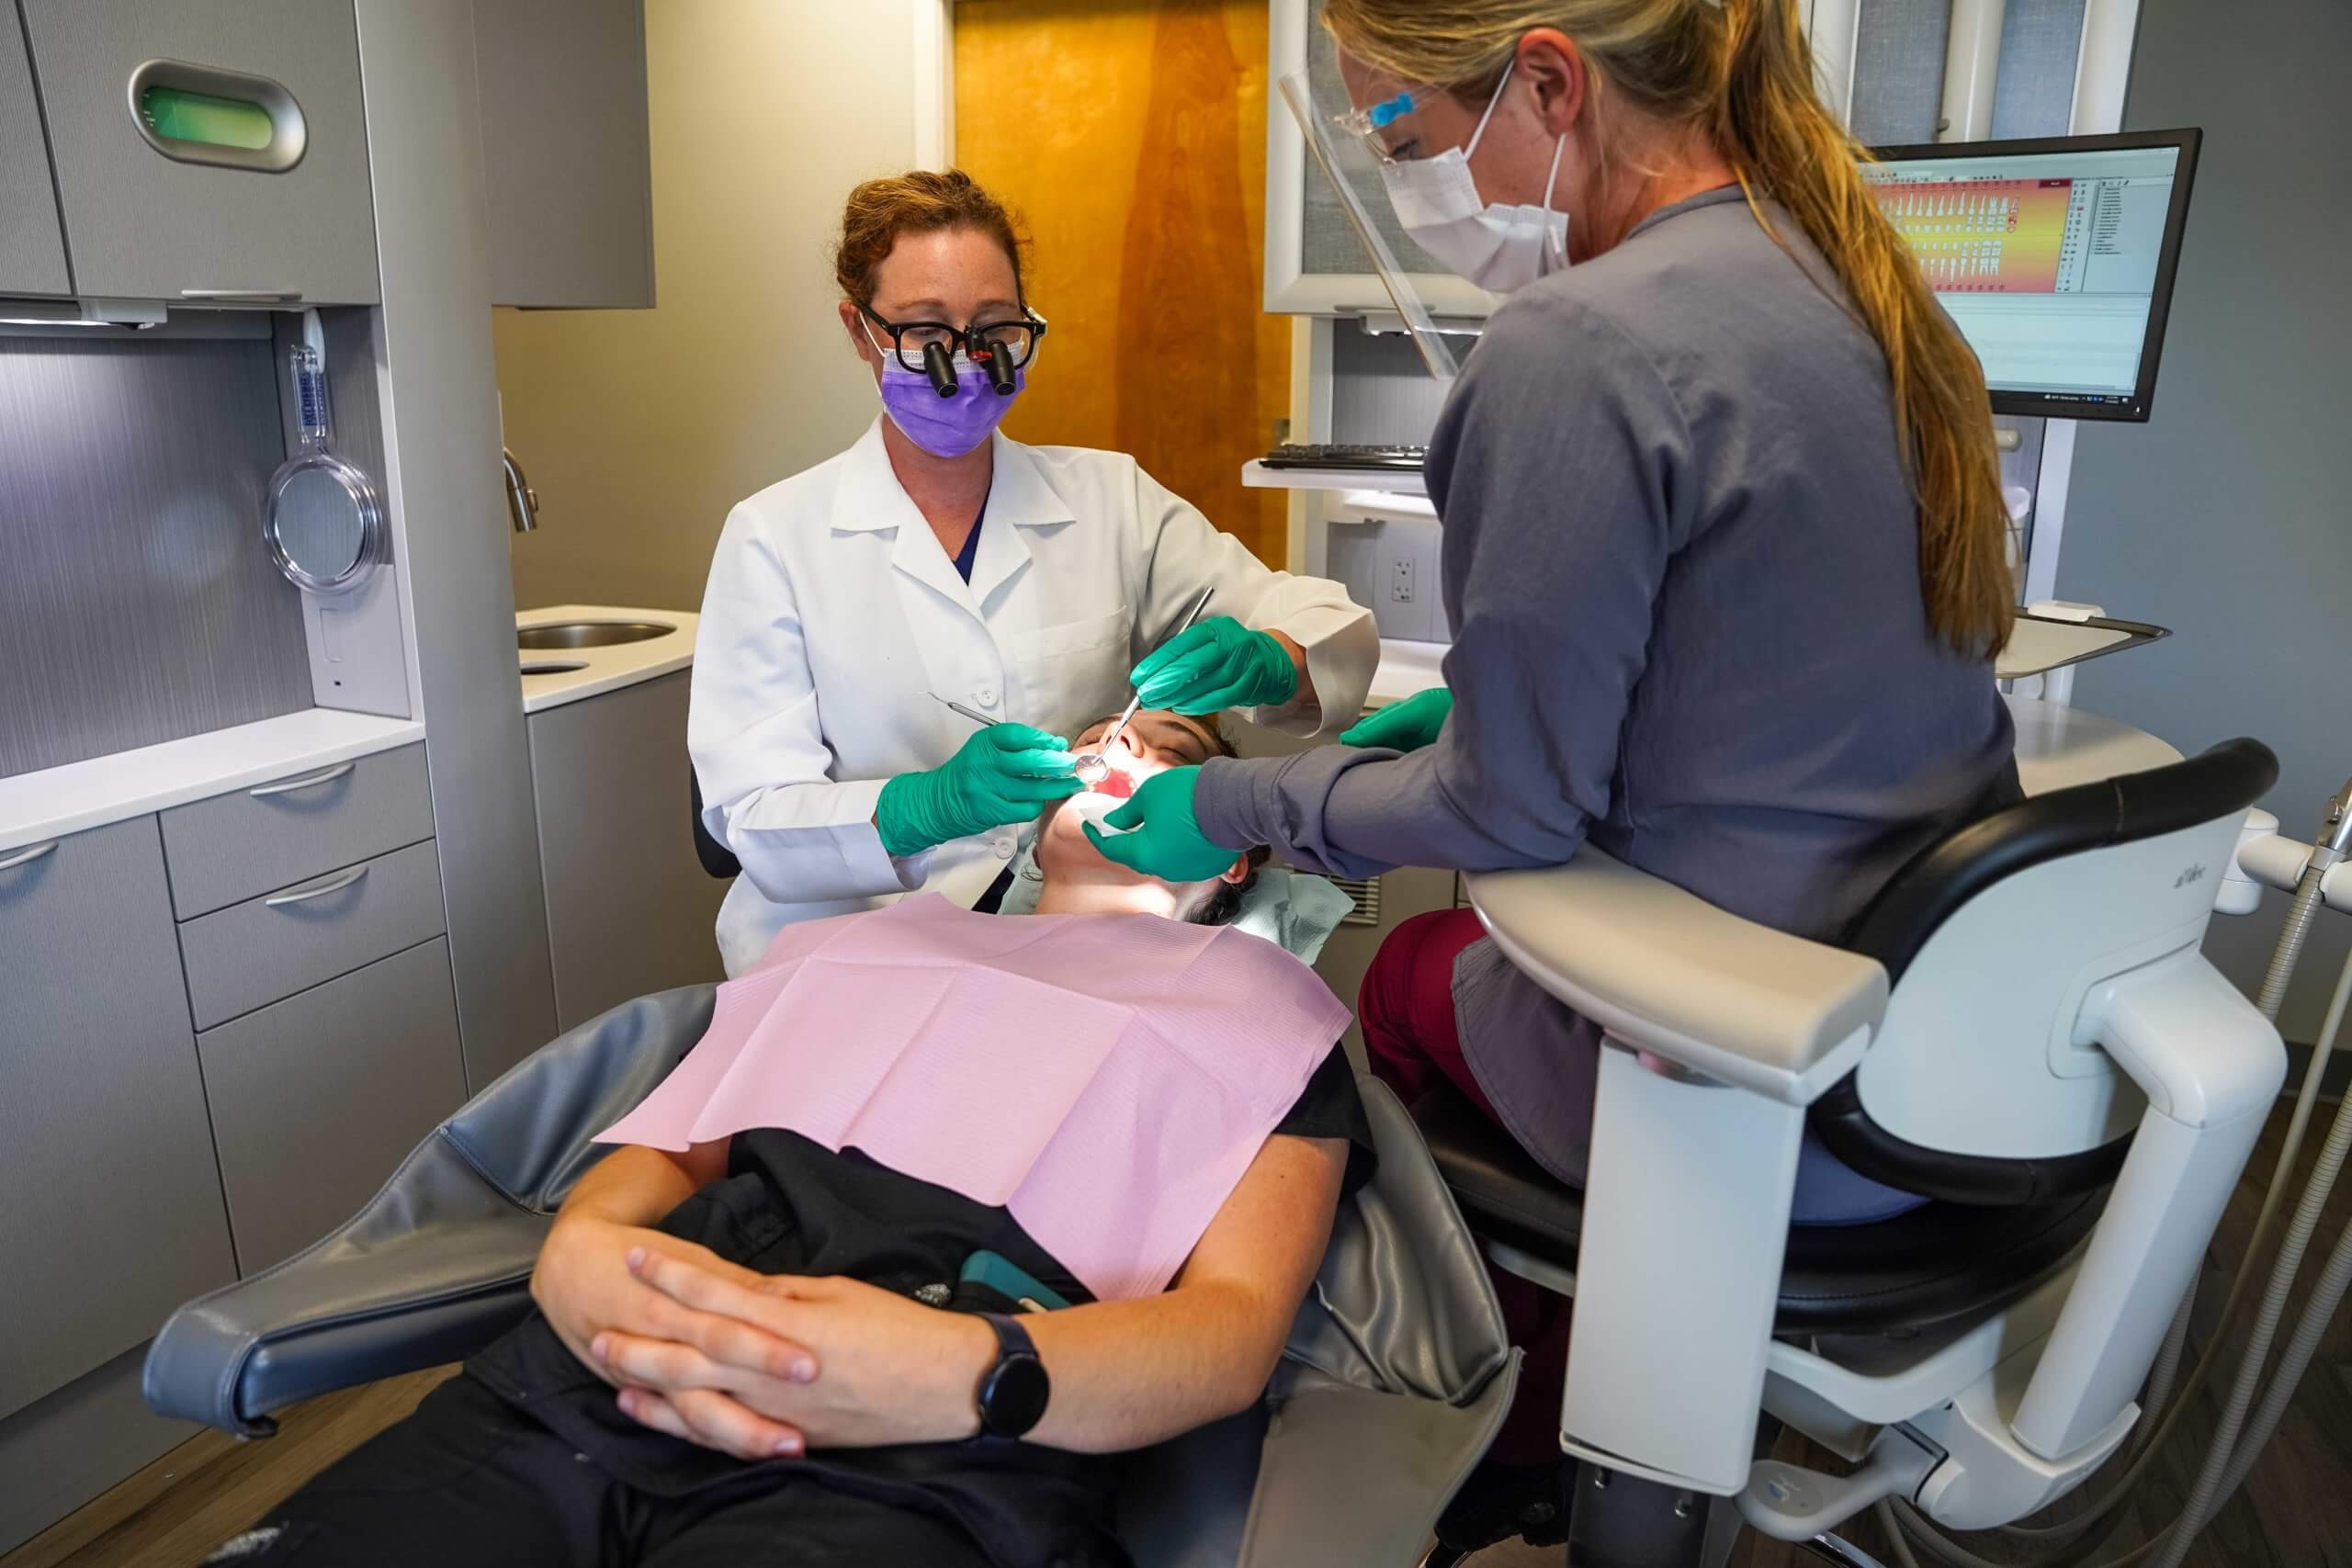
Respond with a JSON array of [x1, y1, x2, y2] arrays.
[[1339, 687, 1452, 752], [1129, 615, 1298, 714], [1080, 766, 1242, 882], [875, 723, 1080, 858]]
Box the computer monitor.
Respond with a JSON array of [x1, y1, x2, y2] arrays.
[[1861, 130, 2201, 422]]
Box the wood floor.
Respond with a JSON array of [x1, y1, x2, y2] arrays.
[[0, 1367, 458, 1568], [7, 1101, 2345, 1568]]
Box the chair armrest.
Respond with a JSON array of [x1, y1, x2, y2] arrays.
[[144, 1126, 550, 1436], [1465, 852, 1888, 1105]]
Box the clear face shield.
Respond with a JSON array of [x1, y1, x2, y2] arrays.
[[1275, 62, 1471, 384]]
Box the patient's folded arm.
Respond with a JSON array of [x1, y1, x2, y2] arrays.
[[1023, 1133, 1348, 1453]]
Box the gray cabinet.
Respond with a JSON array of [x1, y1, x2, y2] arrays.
[[198, 937, 466, 1273], [178, 839, 448, 1031], [529, 671, 725, 1030], [0, 5, 70, 296], [19, 0, 379, 304], [0, 818, 235, 1419], [474, 0, 653, 309], [160, 742, 435, 919]]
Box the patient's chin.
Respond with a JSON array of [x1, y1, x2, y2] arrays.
[[1043, 793, 1149, 881]]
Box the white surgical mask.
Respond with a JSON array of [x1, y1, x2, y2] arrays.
[[1377, 61, 1569, 294]]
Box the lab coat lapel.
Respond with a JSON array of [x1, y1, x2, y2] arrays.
[[966, 434, 1073, 608], [831, 421, 978, 616]]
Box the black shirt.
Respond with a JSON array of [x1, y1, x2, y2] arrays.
[[467, 1044, 1374, 1568]]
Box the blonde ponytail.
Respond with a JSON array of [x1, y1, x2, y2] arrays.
[[1709, 0, 2011, 657], [1322, 0, 2014, 658]]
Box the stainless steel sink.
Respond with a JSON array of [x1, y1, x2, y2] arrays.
[[517, 620, 674, 650], [520, 660, 588, 676]]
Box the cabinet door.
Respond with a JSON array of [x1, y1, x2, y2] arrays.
[[473, 0, 653, 309], [0, 818, 236, 1419], [20, 0, 379, 304], [529, 671, 726, 1030], [197, 937, 467, 1274], [0, 3, 71, 295]]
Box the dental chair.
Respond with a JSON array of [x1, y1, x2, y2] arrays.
[[1410, 738, 2288, 1566], [144, 983, 1521, 1568]]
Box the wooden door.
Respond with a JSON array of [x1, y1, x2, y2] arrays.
[[954, 0, 1290, 566]]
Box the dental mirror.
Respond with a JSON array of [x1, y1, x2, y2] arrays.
[[263, 344, 384, 594]]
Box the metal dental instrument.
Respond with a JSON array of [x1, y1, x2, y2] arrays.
[[928, 693, 998, 728], [1074, 585, 1217, 786]]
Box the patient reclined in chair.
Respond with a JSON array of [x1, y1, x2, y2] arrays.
[[210, 711, 1372, 1568]]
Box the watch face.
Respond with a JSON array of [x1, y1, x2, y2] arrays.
[[983, 1353, 1051, 1438]]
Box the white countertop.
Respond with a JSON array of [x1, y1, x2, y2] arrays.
[[1359, 656, 2177, 795], [1367, 637, 1447, 709], [518, 604, 698, 715], [0, 708, 424, 853], [2006, 694, 2181, 795]]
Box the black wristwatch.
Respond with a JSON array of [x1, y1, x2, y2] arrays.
[[973, 1313, 1051, 1440]]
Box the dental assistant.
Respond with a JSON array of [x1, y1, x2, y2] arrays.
[[692, 171, 1376, 974], [1091, 1, 2021, 1216]]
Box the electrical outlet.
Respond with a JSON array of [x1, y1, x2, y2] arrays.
[[1390, 555, 1415, 604]]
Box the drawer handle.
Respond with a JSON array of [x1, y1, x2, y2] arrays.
[[266, 864, 369, 908], [0, 840, 58, 872], [180, 289, 304, 302], [249, 762, 355, 798]]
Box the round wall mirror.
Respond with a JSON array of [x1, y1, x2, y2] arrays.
[[265, 453, 383, 594]]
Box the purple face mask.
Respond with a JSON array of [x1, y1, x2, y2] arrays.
[[871, 344, 1025, 458]]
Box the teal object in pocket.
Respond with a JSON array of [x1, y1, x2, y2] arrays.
[[960, 1250, 1073, 1312]]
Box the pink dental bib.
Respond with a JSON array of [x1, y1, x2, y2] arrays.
[[597, 895, 1350, 1299]]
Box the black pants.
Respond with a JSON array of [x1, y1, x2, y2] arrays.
[[211, 1371, 991, 1568]]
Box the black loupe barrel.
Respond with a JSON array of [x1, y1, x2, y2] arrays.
[[922, 341, 958, 398], [977, 342, 1018, 396]]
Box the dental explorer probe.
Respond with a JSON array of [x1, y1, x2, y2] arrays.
[[1075, 585, 1217, 785], [927, 693, 999, 728]]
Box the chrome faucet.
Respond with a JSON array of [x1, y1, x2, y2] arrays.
[[502, 446, 540, 533]]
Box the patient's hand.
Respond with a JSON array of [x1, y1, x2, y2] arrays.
[[592, 1258, 993, 1461], [531, 1215, 808, 1401]]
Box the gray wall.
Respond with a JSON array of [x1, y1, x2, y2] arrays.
[[2061, 0, 2352, 1043], [0, 334, 311, 777]]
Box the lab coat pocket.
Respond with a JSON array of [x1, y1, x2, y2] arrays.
[[1002, 604, 1132, 731]]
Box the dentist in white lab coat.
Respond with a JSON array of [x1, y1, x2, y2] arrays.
[[691, 171, 1376, 974]]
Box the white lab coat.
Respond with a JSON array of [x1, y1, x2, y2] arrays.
[[692, 419, 1378, 974]]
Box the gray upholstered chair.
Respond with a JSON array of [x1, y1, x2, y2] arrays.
[[146, 984, 1518, 1568]]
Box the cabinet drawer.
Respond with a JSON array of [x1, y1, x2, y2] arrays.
[[179, 840, 447, 1031], [0, 817, 236, 1418], [198, 938, 467, 1274], [162, 743, 435, 919]]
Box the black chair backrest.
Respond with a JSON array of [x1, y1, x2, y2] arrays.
[[688, 765, 741, 881], [1810, 738, 2278, 1206]]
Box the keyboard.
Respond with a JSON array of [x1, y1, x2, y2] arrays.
[[1261, 442, 1428, 472]]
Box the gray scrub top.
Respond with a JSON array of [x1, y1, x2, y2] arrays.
[[1193, 186, 2019, 1223]]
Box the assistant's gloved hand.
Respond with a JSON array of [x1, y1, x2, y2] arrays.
[[1130, 615, 1298, 714], [875, 723, 1079, 858], [1080, 766, 1244, 882], [1339, 687, 1452, 752]]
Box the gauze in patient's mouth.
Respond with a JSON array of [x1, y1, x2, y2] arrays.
[[596, 894, 1348, 1300]]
